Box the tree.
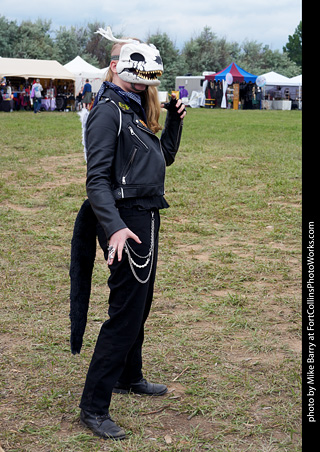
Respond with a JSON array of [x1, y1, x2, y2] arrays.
[[182, 26, 219, 74], [0, 15, 19, 57], [283, 21, 302, 68], [216, 37, 241, 71], [237, 41, 300, 77], [181, 27, 240, 75], [259, 48, 300, 77], [13, 19, 56, 60], [238, 40, 265, 72], [147, 31, 185, 91], [54, 26, 85, 65], [84, 22, 113, 68]]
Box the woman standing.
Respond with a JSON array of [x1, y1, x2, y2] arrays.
[[82, 79, 92, 109], [75, 28, 186, 440]]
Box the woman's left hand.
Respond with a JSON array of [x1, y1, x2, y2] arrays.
[[161, 93, 187, 119], [107, 227, 141, 265], [172, 93, 187, 119]]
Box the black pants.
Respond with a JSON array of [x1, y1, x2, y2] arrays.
[[79, 208, 160, 414]]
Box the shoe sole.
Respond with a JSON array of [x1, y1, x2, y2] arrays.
[[113, 387, 168, 396], [80, 419, 126, 441]]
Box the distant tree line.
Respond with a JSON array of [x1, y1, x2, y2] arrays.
[[0, 16, 302, 91]]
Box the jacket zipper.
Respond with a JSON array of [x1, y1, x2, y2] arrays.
[[122, 146, 138, 184], [123, 123, 166, 186], [128, 125, 149, 149], [136, 123, 166, 163]]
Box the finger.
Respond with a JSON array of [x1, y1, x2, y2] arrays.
[[176, 100, 184, 110], [117, 243, 123, 262], [174, 99, 186, 116], [180, 108, 187, 118], [128, 231, 142, 244]]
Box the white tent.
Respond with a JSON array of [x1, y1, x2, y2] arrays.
[[290, 74, 302, 85], [0, 57, 75, 81], [259, 71, 299, 87], [259, 71, 302, 110], [64, 56, 106, 95]]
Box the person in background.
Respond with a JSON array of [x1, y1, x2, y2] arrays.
[[24, 83, 31, 110], [6, 81, 12, 96], [31, 79, 43, 113], [82, 79, 92, 109], [75, 89, 83, 111]]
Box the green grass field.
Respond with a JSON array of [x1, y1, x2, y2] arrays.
[[0, 108, 302, 452]]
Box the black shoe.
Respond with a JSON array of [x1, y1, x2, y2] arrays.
[[80, 409, 126, 440], [113, 378, 168, 396]]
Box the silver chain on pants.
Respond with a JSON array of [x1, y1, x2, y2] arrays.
[[124, 211, 155, 284]]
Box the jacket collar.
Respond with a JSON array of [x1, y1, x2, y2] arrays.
[[94, 82, 147, 124]]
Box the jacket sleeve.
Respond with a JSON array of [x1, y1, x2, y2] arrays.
[[86, 102, 127, 239], [160, 111, 183, 166]]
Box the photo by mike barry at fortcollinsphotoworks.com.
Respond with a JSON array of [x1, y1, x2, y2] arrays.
[[303, 220, 318, 446]]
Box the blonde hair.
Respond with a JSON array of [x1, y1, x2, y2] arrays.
[[105, 42, 162, 134]]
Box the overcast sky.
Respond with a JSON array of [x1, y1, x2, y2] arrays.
[[2, 0, 302, 51]]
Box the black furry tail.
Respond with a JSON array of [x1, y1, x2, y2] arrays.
[[69, 199, 98, 354]]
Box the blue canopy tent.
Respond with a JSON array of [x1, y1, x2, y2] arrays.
[[204, 63, 258, 109], [205, 62, 257, 83]]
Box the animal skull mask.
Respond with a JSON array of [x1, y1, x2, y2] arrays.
[[96, 27, 163, 86]]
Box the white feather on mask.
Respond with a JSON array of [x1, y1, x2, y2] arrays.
[[95, 27, 139, 45]]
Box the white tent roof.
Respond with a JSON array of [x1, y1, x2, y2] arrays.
[[64, 56, 106, 94], [290, 74, 302, 85], [260, 71, 299, 86], [64, 56, 104, 77], [0, 57, 75, 80]]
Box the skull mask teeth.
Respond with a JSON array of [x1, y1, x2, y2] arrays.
[[116, 43, 163, 86]]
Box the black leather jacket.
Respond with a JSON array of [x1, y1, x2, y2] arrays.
[[86, 87, 183, 239]]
